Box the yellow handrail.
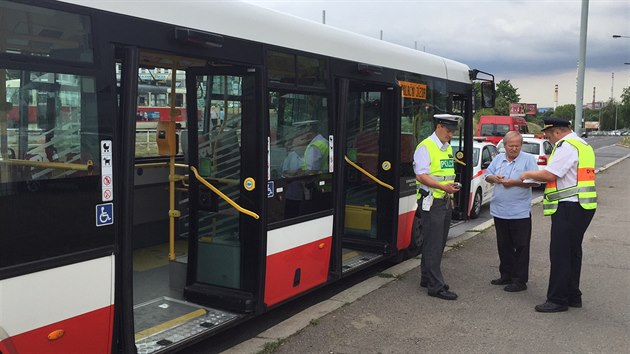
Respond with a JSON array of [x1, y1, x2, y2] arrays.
[[0, 159, 94, 173], [344, 155, 394, 190], [189, 166, 260, 220]]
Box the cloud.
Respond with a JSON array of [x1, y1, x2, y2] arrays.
[[245, 0, 630, 106]]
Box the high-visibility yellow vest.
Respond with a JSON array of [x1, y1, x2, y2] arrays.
[[543, 138, 597, 215], [415, 137, 455, 200], [304, 138, 329, 172]]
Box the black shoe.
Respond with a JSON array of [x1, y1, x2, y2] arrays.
[[568, 301, 583, 308], [504, 283, 527, 292], [420, 280, 449, 291], [429, 288, 458, 300], [535, 301, 568, 313], [490, 278, 511, 285]]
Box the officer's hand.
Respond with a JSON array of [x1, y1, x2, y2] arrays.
[[443, 182, 461, 194]]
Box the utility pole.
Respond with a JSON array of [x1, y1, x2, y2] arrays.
[[574, 0, 589, 136], [322, 10, 325, 24], [611, 72, 614, 101]]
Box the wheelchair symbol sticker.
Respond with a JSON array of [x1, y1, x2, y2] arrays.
[[96, 203, 114, 227], [267, 181, 274, 198]]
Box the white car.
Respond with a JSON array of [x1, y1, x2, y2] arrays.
[[450, 138, 498, 219], [497, 134, 553, 172]]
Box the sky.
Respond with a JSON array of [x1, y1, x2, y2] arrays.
[[245, 0, 630, 108]]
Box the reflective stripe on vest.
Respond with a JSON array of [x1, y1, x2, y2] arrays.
[[415, 137, 455, 199], [543, 138, 597, 215]]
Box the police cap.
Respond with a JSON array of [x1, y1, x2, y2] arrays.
[[434, 114, 462, 130], [541, 117, 572, 131]]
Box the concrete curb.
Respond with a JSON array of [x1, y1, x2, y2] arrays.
[[225, 150, 630, 354]]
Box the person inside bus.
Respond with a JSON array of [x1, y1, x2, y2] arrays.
[[282, 130, 305, 218], [413, 114, 462, 301], [210, 105, 219, 127], [484, 131, 538, 293], [297, 120, 328, 173], [294, 120, 330, 213]]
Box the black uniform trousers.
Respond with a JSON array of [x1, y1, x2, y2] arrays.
[[494, 216, 532, 285], [547, 202, 595, 306], [420, 197, 452, 294]]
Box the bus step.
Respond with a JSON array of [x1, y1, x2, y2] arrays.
[[134, 296, 241, 354], [341, 249, 382, 274]]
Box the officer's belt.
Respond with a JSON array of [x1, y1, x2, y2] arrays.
[[433, 193, 452, 201]]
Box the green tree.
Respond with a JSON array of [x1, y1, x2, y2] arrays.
[[552, 104, 575, 121], [619, 87, 630, 130], [496, 80, 521, 104], [494, 96, 510, 115]]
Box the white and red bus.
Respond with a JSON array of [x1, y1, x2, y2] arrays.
[[0, 1, 494, 353]]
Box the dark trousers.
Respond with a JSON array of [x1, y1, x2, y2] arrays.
[[494, 216, 532, 285], [420, 198, 452, 294], [547, 202, 595, 305]]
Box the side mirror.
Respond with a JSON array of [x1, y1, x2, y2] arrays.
[[480, 81, 495, 108], [481, 160, 491, 169]]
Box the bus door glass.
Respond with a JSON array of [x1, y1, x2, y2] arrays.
[[183, 67, 262, 312], [338, 80, 398, 273]]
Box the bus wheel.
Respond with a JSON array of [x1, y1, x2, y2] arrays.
[[470, 189, 482, 219], [406, 213, 423, 259]]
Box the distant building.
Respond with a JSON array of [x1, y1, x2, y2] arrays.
[[584, 101, 608, 110]]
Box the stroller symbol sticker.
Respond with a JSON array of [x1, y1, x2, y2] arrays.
[[96, 203, 114, 227]]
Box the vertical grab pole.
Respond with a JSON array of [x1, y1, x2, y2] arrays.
[[168, 66, 178, 261]]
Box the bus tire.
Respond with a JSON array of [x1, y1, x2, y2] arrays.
[[406, 213, 423, 259], [470, 189, 482, 219]]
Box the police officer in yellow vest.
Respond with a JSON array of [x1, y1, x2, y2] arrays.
[[413, 114, 462, 301], [520, 117, 596, 313]]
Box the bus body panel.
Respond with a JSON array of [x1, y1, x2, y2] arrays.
[[264, 236, 333, 307], [396, 195, 417, 250], [265, 216, 333, 306], [0, 256, 114, 353], [0, 305, 114, 354]]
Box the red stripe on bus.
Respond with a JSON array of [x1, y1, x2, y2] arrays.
[[264, 236, 332, 307], [0, 305, 114, 354], [397, 209, 415, 250]]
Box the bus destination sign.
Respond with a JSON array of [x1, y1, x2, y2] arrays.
[[399, 81, 427, 100]]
